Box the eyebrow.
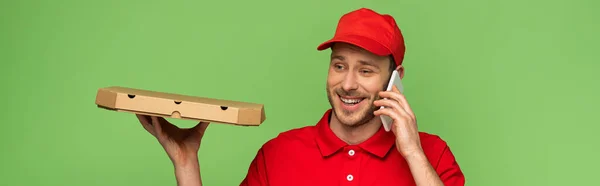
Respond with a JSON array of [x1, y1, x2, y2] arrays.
[[331, 55, 344, 61], [331, 55, 380, 69], [358, 60, 379, 68]]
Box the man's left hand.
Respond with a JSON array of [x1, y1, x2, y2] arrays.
[[373, 85, 423, 158]]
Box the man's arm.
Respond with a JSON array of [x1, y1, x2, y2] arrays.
[[404, 145, 465, 186], [135, 115, 209, 186], [404, 151, 445, 186], [174, 159, 202, 186], [374, 85, 464, 186]]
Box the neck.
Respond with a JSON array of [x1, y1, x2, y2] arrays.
[[329, 111, 382, 145]]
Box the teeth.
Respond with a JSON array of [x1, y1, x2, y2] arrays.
[[341, 98, 362, 104]]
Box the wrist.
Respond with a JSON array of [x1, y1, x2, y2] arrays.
[[402, 149, 426, 161], [174, 158, 202, 186], [171, 150, 199, 166], [174, 157, 199, 169]]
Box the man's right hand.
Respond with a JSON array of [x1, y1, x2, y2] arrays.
[[136, 114, 210, 179]]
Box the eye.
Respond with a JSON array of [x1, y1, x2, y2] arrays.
[[360, 69, 372, 74], [333, 64, 345, 70]]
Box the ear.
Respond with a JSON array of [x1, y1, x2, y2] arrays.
[[396, 65, 405, 79]]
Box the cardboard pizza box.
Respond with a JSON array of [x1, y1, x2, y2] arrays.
[[95, 86, 266, 126]]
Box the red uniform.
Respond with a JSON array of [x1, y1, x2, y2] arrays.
[[240, 109, 465, 186]]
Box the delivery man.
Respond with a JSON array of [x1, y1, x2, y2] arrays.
[[136, 8, 465, 186]]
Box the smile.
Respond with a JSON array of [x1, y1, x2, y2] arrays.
[[338, 95, 365, 105]]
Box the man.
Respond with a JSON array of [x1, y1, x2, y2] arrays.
[[136, 8, 465, 186]]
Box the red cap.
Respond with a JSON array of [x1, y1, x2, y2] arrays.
[[317, 8, 406, 66]]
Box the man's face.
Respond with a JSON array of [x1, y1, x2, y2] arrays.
[[326, 43, 393, 127]]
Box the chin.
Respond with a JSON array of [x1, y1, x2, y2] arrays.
[[330, 95, 376, 127]]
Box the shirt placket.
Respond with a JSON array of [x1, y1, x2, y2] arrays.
[[340, 145, 361, 186]]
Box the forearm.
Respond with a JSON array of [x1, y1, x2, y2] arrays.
[[174, 159, 202, 186], [404, 151, 444, 186]]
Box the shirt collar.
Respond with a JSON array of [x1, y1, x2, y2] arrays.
[[315, 109, 396, 158]]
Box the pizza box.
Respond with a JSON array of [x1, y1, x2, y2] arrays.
[[95, 86, 266, 126]]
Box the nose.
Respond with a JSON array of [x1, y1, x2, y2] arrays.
[[341, 71, 359, 91]]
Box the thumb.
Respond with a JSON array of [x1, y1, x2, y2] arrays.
[[192, 121, 210, 134]]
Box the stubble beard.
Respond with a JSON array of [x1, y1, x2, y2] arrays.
[[326, 87, 379, 128]]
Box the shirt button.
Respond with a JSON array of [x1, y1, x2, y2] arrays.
[[347, 174, 354, 181], [348, 150, 355, 156]]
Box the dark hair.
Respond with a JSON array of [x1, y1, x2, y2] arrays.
[[388, 55, 397, 73], [381, 55, 398, 90]]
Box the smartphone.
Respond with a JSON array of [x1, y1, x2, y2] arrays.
[[380, 70, 404, 132]]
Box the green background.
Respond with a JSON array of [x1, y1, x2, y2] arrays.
[[1, 0, 598, 185]]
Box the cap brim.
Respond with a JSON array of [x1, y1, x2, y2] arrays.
[[316, 35, 391, 56]]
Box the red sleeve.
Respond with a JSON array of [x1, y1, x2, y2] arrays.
[[435, 145, 465, 186], [239, 148, 269, 186]]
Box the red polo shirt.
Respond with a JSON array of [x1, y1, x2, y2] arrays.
[[240, 109, 465, 186]]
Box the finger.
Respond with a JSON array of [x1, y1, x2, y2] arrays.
[[375, 107, 416, 133], [377, 91, 412, 117], [374, 99, 409, 116], [392, 85, 415, 116], [192, 121, 210, 134], [136, 114, 150, 125], [376, 107, 418, 131], [150, 116, 164, 137], [374, 105, 411, 124], [136, 114, 157, 136], [378, 91, 415, 118], [374, 107, 403, 123], [378, 91, 402, 104], [156, 117, 182, 133], [374, 107, 404, 135], [157, 116, 171, 125]]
